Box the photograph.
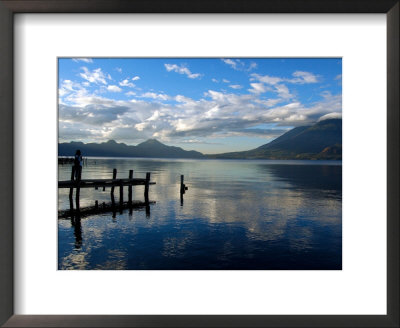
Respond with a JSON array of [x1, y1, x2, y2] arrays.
[[58, 57, 342, 270]]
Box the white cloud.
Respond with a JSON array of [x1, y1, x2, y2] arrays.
[[229, 85, 242, 89], [141, 92, 170, 101], [60, 89, 341, 143], [119, 79, 135, 88], [251, 71, 319, 85], [207, 90, 226, 101], [318, 112, 342, 121], [251, 74, 283, 85], [59, 88, 68, 97], [221, 59, 257, 71], [59, 69, 341, 145], [222, 79, 230, 83], [115, 67, 122, 73], [61, 80, 74, 91], [254, 98, 282, 107], [164, 63, 202, 79], [248, 62, 257, 70], [59, 80, 87, 99], [80, 67, 108, 85], [212, 78, 219, 83], [290, 71, 319, 84], [132, 76, 140, 81], [248, 83, 270, 94], [107, 85, 122, 92], [274, 84, 293, 99], [72, 58, 93, 63], [222, 59, 237, 69], [175, 95, 194, 103]]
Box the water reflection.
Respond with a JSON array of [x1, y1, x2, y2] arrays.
[[58, 158, 342, 270], [265, 164, 342, 195], [71, 216, 82, 249]]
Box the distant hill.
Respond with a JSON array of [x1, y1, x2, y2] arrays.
[[208, 119, 342, 160], [58, 139, 205, 159], [59, 119, 341, 160]]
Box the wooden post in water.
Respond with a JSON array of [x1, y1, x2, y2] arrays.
[[180, 175, 188, 194], [145, 173, 150, 216], [75, 167, 81, 212], [180, 175, 188, 205], [180, 175, 184, 194], [119, 180, 123, 206], [69, 166, 75, 212], [119, 177, 124, 214], [110, 168, 117, 204], [128, 170, 133, 205], [144, 172, 150, 203]]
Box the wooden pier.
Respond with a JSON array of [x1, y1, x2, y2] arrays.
[[58, 167, 155, 215], [58, 177, 155, 189], [58, 157, 88, 165]]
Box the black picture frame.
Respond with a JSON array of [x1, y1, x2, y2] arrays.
[[0, 1, 398, 327]]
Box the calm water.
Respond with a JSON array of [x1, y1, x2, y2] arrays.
[[58, 158, 342, 270]]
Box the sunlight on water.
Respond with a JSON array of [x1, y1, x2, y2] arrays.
[[58, 158, 342, 270]]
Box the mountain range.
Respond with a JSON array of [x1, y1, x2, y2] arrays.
[[58, 139, 205, 159], [209, 118, 342, 160], [58, 119, 342, 160]]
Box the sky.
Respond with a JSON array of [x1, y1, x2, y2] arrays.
[[58, 58, 342, 154]]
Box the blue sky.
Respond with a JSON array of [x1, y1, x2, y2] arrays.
[[58, 58, 341, 154]]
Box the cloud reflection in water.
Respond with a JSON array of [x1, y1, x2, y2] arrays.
[[58, 158, 341, 270]]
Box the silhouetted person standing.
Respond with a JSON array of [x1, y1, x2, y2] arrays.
[[74, 150, 83, 181]]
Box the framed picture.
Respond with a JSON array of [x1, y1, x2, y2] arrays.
[[0, 0, 398, 327]]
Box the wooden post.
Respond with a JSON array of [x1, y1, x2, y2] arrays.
[[180, 175, 188, 203], [110, 168, 117, 204], [128, 170, 133, 205], [119, 181, 124, 213], [75, 182, 80, 212], [144, 172, 150, 203], [75, 165, 81, 212], [180, 175, 184, 194], [69, 166, 75, 212], [145, 172, 150, 216], [119, 181, 123, 206]]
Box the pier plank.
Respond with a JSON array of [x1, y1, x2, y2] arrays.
[[58, 179, 155, 188]]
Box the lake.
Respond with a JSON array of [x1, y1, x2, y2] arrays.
[[58, 158, 342, 270]]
